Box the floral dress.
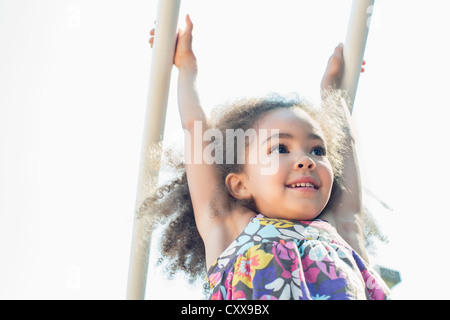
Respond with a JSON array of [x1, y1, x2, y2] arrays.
[[207, 214, 390, 300]]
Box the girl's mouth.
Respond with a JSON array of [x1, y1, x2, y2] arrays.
[[286, 182, 318, 190]]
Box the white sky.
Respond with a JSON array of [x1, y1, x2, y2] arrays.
[[1, 0, 449, 299]]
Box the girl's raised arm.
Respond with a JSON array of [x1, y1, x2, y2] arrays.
[[151, 16, 228, 247], [320, 44, 368, 262]]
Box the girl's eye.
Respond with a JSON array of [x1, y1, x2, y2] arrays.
[[310, 146, 326, 156], [270, 144, 289, 154]]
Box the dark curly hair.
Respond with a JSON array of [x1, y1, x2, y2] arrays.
[[138, 90, 387, 283]]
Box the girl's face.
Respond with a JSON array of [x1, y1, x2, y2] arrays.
[[242, 108, 333, 220]]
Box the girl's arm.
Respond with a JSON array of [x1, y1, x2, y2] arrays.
[[151, 16, 227, 249], [176, 18, 222, 238], [320, 43, 369, 262]]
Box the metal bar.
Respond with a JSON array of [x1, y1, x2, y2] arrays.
[[126, 0, 181, 300], [341, 0, 375, 113]]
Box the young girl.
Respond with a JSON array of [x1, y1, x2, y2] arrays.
[[146, 15, 390, 300]]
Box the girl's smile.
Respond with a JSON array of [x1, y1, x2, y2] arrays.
[[286, 176, 320, 190]]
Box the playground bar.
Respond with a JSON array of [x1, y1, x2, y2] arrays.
[[341, 0, 375, 113], [126, 0, 181, 300]]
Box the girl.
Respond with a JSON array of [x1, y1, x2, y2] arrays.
[[146, 15, 389, 300]]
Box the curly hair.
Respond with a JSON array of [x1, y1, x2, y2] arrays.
[[138, 90, 385, 283]]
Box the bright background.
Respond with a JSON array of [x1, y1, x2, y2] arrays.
[[1, 0, 449, 299]]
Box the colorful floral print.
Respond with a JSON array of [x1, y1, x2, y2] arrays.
[[207, 215, 389, 300]]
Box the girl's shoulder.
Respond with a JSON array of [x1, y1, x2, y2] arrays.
[[203, 207, 256, 270]]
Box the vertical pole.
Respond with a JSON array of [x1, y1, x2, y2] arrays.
[[126, 0, 181, 300], [341, 0, 375, 113]]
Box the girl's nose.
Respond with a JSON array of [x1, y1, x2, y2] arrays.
[[294, 156, 316, 170]]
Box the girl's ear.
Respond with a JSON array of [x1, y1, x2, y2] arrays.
[[225, 173, 252, 200]]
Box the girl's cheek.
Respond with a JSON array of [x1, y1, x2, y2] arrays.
[[318, 161, 334, 185], [322, 159, 334, 174]]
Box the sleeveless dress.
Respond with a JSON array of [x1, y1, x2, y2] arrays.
[[207, 214, 390, 300]]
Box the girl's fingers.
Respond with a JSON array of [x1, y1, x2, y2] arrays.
[[185, 14, 193, 31], [334, 42, 344, 55], [150, 14, 191, 46], [361, 60, 366, 72], [149, 28, 155, 47]]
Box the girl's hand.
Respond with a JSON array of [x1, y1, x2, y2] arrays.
[[320, 43, 365, 91], [149, 14, 197, 71]]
